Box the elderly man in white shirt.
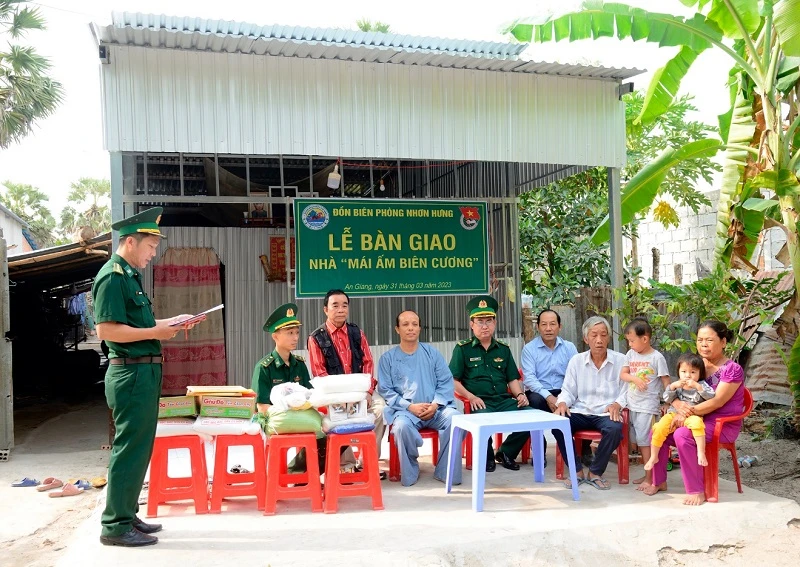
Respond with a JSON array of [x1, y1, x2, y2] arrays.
[[553, 316, 627, 490]]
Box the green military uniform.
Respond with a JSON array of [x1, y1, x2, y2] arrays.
[[93, 207, 166, 538], [251, 303, 323, 472], [252, 349, 312, 404], [449, 296, 532, 459]]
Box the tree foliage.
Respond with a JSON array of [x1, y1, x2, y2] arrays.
[[509, 0, 800, 422], [519, 90, 719, 305], [0, 179, 56, 247], [59, 177, 110, 236], [355, 19, 391, 33], [0, 0, 63, 148]]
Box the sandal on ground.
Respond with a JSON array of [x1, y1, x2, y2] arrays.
[[586, 477, 611, 490], [563, 477, 585, 489], [91, 477, 107, 489], [49, 484, 84, 498], [37, 478, 64, 492], [73, 479, 92, 490], [11, 477, 40, 487]]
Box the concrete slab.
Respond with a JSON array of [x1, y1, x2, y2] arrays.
[[58, 458, 800, 567], [4, 400, 800, 567]]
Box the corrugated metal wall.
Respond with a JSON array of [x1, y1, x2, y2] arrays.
[[140, 226, 523, 387], [101, 46, 626, 168]]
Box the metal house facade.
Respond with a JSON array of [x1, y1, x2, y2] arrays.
[[92, 13, 638, 387]]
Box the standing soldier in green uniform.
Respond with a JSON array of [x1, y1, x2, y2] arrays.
[[449, 295, 531, 472], [94, 207, 201, 547]]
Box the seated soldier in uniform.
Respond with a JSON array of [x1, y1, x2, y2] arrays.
[[449, 295, 531, 472]]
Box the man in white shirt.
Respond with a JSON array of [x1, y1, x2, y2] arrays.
[[554, 316, 627, 490]]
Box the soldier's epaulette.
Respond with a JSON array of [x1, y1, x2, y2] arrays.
[[457, 339, 471, 346], [112, 263, 124, 275], [496, 339, 509, 347], [260, 355, 274, 367], [293, 354, 305, 362]]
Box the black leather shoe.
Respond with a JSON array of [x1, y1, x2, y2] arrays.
[[100, 528, 158, 547], [495, 451, 520, 471], [133, 516, 162, 534], [485, 457, 496, 472]]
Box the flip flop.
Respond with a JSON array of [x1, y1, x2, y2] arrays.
[[11, 477, 40, 487], [49, 484, 84, 498], [73, 479, 92, 490], [563, 477, 586, 489], [91, 477, 107, 489], [37, 478, 64, 492], [586, 477, 611, 490]]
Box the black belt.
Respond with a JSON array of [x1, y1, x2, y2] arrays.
[[109, 356, 163, 365]]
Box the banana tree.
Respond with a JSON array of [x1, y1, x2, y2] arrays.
[[507, 0, 800, 421]]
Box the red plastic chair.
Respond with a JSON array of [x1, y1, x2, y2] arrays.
[[263, 433, 323, 515], [324, 431, 383, 513], [700, 387, 753, 503], [210, 433, 266, 513], [555, 409, 630, 484], [147, 435, 209, 517], [387, 425, 439, 482]]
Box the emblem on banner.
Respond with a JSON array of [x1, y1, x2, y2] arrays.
[[459, 206, 480, 230], [302, 204, 329, 230]]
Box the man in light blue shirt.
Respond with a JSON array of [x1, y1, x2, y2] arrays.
[[521, 309, 578, 410], [378, 310, 461, 487], [521, 309, 584, 466]]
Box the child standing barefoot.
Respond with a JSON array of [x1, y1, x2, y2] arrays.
[[620, 318, 670, 490], [645, 353, 716, 471]]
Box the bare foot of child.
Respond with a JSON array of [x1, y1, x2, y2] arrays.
[[642, 482, 667, 496], [683, 492, 705, 506], [697, 452, 708, 466], [643, 455, 658, 471]]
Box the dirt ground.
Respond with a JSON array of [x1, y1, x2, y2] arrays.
[[717, 415, 800, 506]]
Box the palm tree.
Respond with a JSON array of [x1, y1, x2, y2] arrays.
[[356, 18, 392, 33], [0, 180, 56, 247], [0, 0, 63, 149], [59, 177, 111, 236], [506, 0, 800, 421]]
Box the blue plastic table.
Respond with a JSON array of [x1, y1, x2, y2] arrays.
[[445, 410, 580, 511]]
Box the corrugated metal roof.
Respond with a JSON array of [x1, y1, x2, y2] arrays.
[[92, 12, 642, 81]]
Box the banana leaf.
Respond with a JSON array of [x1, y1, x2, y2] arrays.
[[706, 0, 761, 39], [774, 0, 800, 57], [713, 79, 757, 265], [789, 334, 800, 425], [591, 139, 722, 244], [506, 3, 723, 128]]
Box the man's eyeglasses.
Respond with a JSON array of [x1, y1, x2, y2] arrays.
[[472, 318, 496, 327]]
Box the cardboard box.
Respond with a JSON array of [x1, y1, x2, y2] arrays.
[[158, 396, 197, 419], [199, 395, 256, 419]]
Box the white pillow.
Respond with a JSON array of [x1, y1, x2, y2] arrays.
[[310, 373, 371, 394], [308, 391, 367, 408]]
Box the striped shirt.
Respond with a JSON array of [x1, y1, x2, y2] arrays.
[[557, 350, 628, 415]]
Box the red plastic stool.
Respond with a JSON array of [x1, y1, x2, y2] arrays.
[[147, 435, 209, 517], [324, 431, 383, 513], [388, 426, 439, 482], [263, 433, 323, 515], [210, 433, 266, 513]]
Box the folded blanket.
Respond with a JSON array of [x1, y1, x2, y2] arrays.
[[310, 373, 371, 394]]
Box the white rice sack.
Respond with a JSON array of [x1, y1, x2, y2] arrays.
[[310, 373, 371, 394], [322, 413, 376, 434], [193, 416, 262, 436], [308, 390, 367, 408], [269, 382, 312, 411], [156, 417, 198, 437]]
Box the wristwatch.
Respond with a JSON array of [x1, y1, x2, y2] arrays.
[[515, 392, 525, 400]]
